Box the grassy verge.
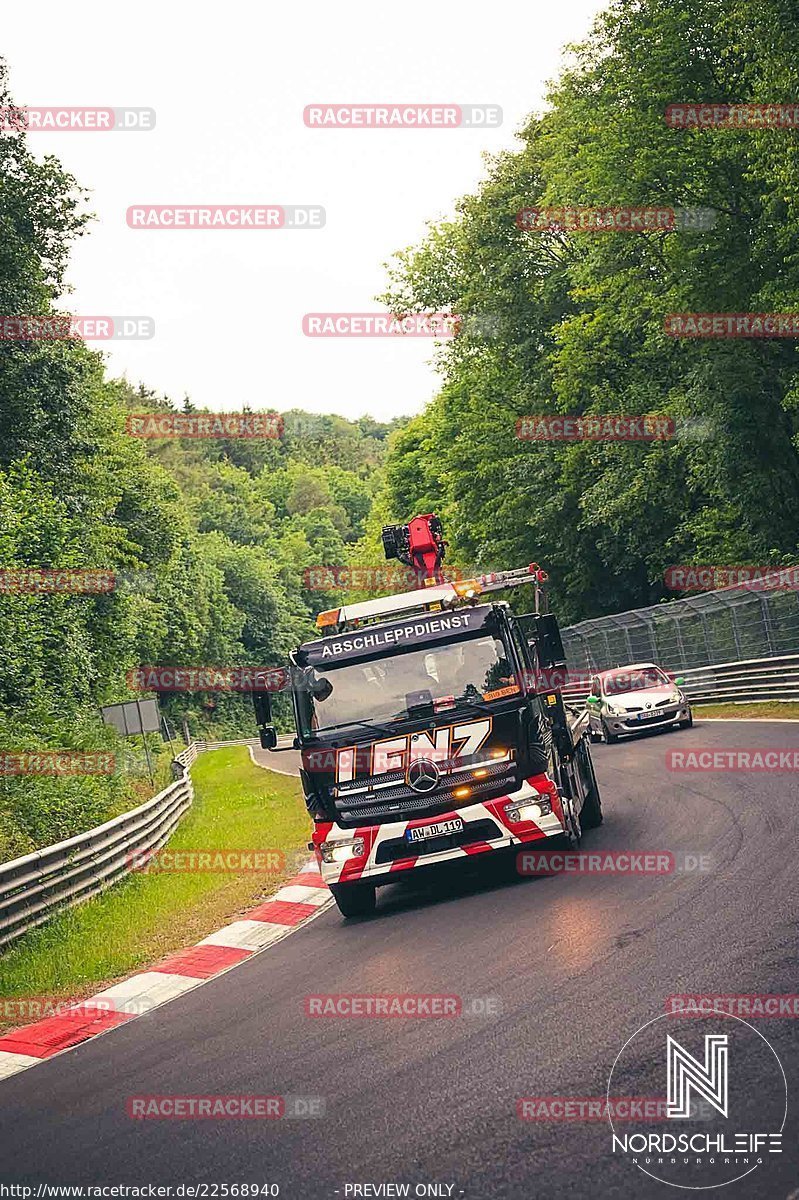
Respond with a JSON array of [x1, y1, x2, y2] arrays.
[[694, 701, 799, 720], [0, 747, 309, 1024]]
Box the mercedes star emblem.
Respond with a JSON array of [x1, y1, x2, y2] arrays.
[[407, 758, 441, 793]]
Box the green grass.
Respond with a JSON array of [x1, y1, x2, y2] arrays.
[[0, 748, 310, 1021], [695, 701, 799, 720]]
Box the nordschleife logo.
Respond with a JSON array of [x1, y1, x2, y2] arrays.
[[666, 1033, 728, 1119], [607, 1012, 786, 1189]]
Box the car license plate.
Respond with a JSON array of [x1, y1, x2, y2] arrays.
[[405, 817, 464, 843], [638, 708, 665, 720]]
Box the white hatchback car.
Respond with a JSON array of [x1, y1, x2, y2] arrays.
[[586, 662, 692, 743]]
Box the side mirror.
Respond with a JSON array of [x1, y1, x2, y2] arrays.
[[259, 727, 278, 751], [535, 614, 567, 670], [254, 692, 277, 751], [309, 676, 333, 702], [253, 692, 273, 726], [675, 677, 685, 687]]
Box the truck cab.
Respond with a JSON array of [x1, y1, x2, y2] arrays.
[[255, 567, 603, 917]]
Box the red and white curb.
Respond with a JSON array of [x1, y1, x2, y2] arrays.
[[0, 859, 330, 1083]]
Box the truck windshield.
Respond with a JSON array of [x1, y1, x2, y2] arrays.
[[298, 634, 518, 736]]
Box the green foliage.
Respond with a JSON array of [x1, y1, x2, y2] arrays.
[[378, 0, 799, 622], [0, 55, 398, 855]]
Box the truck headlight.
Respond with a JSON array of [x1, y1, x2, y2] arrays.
[[504, 797, 551, 822], [320, 838, 365, 864]]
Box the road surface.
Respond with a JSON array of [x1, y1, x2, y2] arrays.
[[1, 721, 797, 1198]]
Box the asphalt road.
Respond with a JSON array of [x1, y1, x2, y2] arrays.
[[1, 721, 798, 1199]]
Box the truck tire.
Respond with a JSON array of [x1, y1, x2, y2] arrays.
[[579, 745, 603, 830], [330, 881, 376, 918]]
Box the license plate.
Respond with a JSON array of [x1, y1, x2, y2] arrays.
[[638, 708, 665, 721], [405, 817, 464, 844]]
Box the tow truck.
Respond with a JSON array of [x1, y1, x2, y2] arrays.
[[254, 514, 603, 917]]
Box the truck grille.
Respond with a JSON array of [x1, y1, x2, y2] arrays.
[[374, 819, 503, 863], [332, 761, 518, 826]]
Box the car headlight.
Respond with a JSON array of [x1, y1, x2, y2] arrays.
[[669, 691, 682, 704], [605, 702, 621, 715], [319, 837, 365, 864]]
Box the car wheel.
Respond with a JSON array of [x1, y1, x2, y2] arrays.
[[680, 711, 694, 729], [601, 720, 619, 744], [329, 881, 376, 918]]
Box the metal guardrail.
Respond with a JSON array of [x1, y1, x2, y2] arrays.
[[558, 653, 799, 707], [0, 738, 258, 951]]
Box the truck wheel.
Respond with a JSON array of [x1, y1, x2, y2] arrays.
[[330, 881, 376, 918], [601, 721, 619, 745]]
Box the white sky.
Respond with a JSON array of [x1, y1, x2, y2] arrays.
[[3, 0, 603, 421]]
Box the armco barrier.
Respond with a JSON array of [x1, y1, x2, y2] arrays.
[[0, 738, 258, 950], [559, 653, 799, 707]]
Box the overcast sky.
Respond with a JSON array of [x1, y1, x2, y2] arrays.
[[3, 0, 603, 422]]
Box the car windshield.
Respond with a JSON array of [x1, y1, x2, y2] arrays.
[[298, 635, 518, 735], [603, 667, 670, 695]]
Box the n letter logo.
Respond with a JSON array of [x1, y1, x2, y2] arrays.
[[666, 1034, 728, 1119]]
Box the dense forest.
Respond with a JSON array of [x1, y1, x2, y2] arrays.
[[4, 0, 799, 855], [374, 0, 799, 624], [0, 55, 402, 856]]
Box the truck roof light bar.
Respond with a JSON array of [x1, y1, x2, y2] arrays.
[[314, 563, 547, 632]]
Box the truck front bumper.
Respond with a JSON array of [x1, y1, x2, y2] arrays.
[[312, 776, 565, 887]]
